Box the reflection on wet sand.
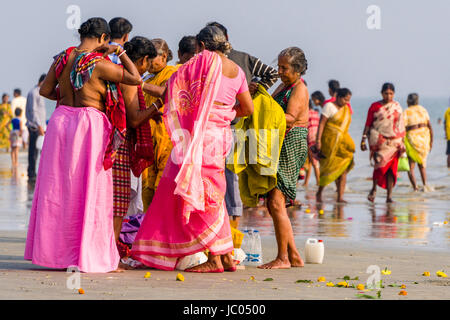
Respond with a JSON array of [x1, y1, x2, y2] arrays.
[[0, 152, 448, 250]]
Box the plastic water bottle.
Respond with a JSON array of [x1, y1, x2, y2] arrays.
[[241, 228, 263, 266], [304, 238, 324, 264]]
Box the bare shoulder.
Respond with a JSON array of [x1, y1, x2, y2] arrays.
[[222, 56, 239, 78], [291, 81, 309, 100]]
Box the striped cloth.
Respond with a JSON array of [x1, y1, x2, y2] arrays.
[[273, 84, 308, 200], [276, 127, 308, 201]]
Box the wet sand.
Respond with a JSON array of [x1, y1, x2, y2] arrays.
[[1, 230, 449, 300]]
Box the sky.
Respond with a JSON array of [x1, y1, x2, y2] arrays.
[[1, 0, 449, 100]]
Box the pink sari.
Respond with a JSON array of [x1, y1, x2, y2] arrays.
[[131, 50, 235, 270]]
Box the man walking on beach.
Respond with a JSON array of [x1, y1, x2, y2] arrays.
[[25, 74, 46, 183], [206, 22, 279, 228], [11, 88, 28, 150]]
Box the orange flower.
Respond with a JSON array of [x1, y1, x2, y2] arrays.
[[356, 284, 365, 290], [398, 290, 407, 296], [400, 284, 406, 289], [78, 288, 85, 294], [317, 277, 326, 282]]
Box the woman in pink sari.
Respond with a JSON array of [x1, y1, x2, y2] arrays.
[[361, 83, 405, 203], [25, 18, 143, 273], [129, 26, 254, 272]]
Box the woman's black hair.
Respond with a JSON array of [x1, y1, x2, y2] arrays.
[[407, 93, 419, 106], [2, 93, 8, 100], [14, 107, 22, 117], [328, 80, 340, 94], [278, 47, 308, 75], [123, 36, 158, 62], [78, 17, 111, 40], [206, 22, 228, 39], [109, 17, 133, 39], [311, 91, 325, 104], [381, 82, 395, 93], [151, 38, 173, 62], [196, 26, 232, 54], [178, 36, 197, 55], [336, 88, 352, 98]]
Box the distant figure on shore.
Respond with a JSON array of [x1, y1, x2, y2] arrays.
[[324, 79, 340, 104], [403, 93, 433, 191], [303, 99, 320, 187], [437, 118, 442, 125], [11, 89, 28, 150], [25, 74, 47, 183], [177, 36, 198, 64], [258, 47, 308, 269], [445, 98, 450, 168], [9, 108, 23, 167], [315, 88, 355, 203], [0, 94, 12, 152], [361, 83, 405, 203], [108, 17, 133, 65], [206, 21, 279, 229], [311, 90, 325, 110]]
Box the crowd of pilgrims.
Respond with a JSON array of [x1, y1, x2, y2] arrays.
[[22, 17, 435, 273]]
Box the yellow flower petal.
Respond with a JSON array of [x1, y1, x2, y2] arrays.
[[250, 276, 255, 281], [436, 271, 448, 278], [326, 282, 334, 287], [398, 290, 408, 296], [319, 210, 324, 215], [305, 208, 311, 213], [78, 288, 85, 294], [422, 271, 430, 277], [356, 284, 365, 290], [144, 272, 151, 279], [400, 284, 406, 289], [317, 276, 326, 282], [381, 269, 392, 275], [176, 273, 185, 281]]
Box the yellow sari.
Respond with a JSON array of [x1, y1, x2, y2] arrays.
[[0, 103, 12, 149], [319, 105, 355, 186], [142, 65, 180, 212], [403, 105, 431, 166]]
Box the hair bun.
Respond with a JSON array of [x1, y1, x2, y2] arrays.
[[78, 21, 91, 35], [123, 41, 134, 52]]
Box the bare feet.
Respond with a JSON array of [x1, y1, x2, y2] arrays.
[[220, 254, 236, 271], [337, 199, 348, 204], [367, 189, 376, 202], [109, 266, 125, 273], [386, 198, 394, 203], [288, 249, 304, 267], [185, 258, 224, 273], [257, 257, 291, 269]]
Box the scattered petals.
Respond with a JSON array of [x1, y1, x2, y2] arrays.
[[398, 290, 408, 296], [356, 284, 365, 290], [176, 273, 185, 281], [422, 271, 430, 277], [326, 282, 334, 287], [336, 281, 349, 288], [400, 284, 406, 289], [144, 272, 151, 279], [78, 288, 85, 294], [250, 276, 255, 281], [436, 271, 448, 278], [317, 276, 326, 282], [381, 268, 391, 275]]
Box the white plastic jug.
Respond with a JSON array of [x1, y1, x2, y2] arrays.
[[304, 238, 324, 264], [241, 229, 263, 266]]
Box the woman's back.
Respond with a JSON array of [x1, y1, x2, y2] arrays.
[[215, 56, 248, 106], [56, 50, 78, 107]]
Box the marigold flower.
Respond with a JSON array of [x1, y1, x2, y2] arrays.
[[356, 284, 365, 290], [436, 271, 448, 278], [337, 281, 349, 287], [381, 268, 391, 275], [422, 271, 430, 277], [176, 273, 185, 281], [400, 284, 406, 289], [319, 210, 324, 215], [305, 208, 311, 213], [317, 276, 326, 282], [398, 290, 407, 296], [144, 272, 151, 279], [78, 288, 85, 294], [250, 276, 255, 281], [326, 282, 334, 287]]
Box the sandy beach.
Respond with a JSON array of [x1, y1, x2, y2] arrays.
[[1, 230, 449, 300]]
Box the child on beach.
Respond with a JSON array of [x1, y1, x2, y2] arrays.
[[9, 108, 23, 167]]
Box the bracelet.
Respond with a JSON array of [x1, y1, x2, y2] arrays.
[[151, 103, 158, 112], [115, 46, 121, 56], [118, 50, 127, 58]]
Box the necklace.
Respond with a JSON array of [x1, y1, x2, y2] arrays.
[[74, 47, 89, 53]]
